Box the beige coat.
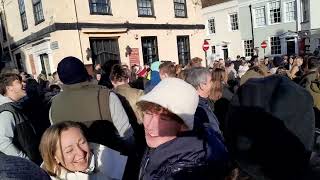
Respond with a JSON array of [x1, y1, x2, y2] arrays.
[[114, 84, 144, 124]]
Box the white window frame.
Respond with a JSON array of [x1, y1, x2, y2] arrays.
[[208, 18, 216, 34], [229, 13, 239, 31], [254, 7, 266, 27], [284, 1, 295, 22], [268, 1, 282, 24], [270, 36, 282, 55]]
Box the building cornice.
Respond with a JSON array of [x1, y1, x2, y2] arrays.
[[10, 22, 205, 49]]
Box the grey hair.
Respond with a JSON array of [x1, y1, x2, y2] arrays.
[[185, 67, 211, 89]]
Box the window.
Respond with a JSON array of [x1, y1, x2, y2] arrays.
[[0, 13, 7, 42], [244, 40, 254, 57], [211, 46, 216, 54], [229, 13, 239, 30], [177, 36, 191, 66], [137, 0, 154, 16], [301, 0, 309, 22], [269, 1, 281, 24], [89, 0, 111, 15], [208, 18, 215, 34], [32, 0, 44, 24], [174, 0, 187, 17], [18, 0, 28, 31], [141, 36, 158, 65], [271, 36, 281, 55], [285, 1, 295, 22], [255, 7, 266, 27]]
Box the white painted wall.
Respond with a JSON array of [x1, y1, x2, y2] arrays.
[[202, 0, 243, 60]]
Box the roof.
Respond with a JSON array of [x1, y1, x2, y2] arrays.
[[201, 0, 233, 8]]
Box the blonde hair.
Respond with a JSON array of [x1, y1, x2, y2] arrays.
[[39, 121, 85, 176]]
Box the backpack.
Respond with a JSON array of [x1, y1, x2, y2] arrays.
[[0, 102, 41, 165]]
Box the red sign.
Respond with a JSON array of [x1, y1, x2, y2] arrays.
[[202, 40, 209, 51], [129, 48, 140, 66], [261, 41, 267, 49]]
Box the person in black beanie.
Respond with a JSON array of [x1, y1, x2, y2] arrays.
[[50, 56, 136, 154]]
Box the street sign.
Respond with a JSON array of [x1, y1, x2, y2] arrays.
[[261, 41, 267, 49], [202, 40, 209, 51]]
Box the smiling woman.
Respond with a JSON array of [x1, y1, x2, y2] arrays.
[[39, 121, 127, 180]]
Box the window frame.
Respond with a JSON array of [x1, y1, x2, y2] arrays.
[[270, 36, 282, 55], [254, 7, 266, 27], [174, 0, 187, 18], [301, 0, 309, 22], [32, 0, 45, 25], [243, 40, 254, 57], [89, 0, 112, 15], [229, 13, 239, 31], [208, 18, 216, 34], [284, 1, 295, 22], [18, 0, 28, 31], [211, 45, 216, 54], [0, 13, 7, 42], [137, 0, 155, 17], [141, 36, 159, 65], [269, 1, 282, 24], [177, 35, 191, 66]]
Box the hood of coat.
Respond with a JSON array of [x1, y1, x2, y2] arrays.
[[0, 95, 13, 106]]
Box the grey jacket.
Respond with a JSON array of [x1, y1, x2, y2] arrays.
[[0, 95, 28, 158]]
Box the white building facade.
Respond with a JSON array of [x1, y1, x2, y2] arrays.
[[239, 0, 299, 58], [202, 0, 243, 61]]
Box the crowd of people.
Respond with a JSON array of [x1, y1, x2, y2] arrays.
[[0, 52, 320, 180]]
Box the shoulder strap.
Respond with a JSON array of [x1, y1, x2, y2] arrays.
[[97, 87, 112, 122]]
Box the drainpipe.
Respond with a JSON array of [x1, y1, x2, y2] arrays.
[[1, 0, 15, 66], [249, 5, 255, 52], [73, 0, 84, 62]]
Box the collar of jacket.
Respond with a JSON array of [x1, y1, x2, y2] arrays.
[[62, 81, 97, 91], [142, 133, 206, 177], [115, 83, 131, 90], [199, 96, 209, 106], [310, 81, 320, 93]]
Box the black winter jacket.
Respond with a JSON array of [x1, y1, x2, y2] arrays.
[[139, 128, 230, 180]]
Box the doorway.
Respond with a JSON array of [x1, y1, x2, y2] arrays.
[[39, 53, 51, 76], [286, 37, 296, 56], [90, 38, 120, 66], [222, 45, 228, 60]]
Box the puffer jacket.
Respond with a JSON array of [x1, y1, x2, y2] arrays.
[[139, 127, 230, 180]]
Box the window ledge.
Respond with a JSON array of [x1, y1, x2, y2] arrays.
[[138, 15, 156, 18], [35, 19, 45, 25], [90, 13, 113, 16], [175, 16, 188, 18], [301, 21, 310, 24]]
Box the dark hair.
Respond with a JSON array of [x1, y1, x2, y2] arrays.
[[110, 64, 130, 83], [0, 73, 22, 95], [307, 56, 320, 70], [159, 61, 176, 77]]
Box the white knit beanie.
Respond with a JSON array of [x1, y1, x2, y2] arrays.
[[138, 78, 199, 130]]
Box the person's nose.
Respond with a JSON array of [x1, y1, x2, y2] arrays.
[[74, 145, 86, 158]]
